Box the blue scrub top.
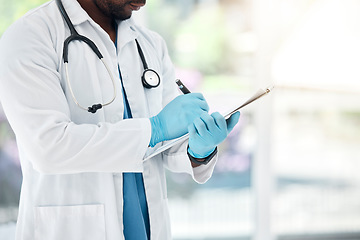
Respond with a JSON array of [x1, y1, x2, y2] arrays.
[[117, 50, 150, 239]]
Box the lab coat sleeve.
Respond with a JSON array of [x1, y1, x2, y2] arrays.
[[0, 18, 151, 174], [154, 35, 217, 184], [162, 141, 218, 184]]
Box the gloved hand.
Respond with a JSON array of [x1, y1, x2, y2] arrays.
[[188, 111, 240, 158], [149, 93, 209, 147]]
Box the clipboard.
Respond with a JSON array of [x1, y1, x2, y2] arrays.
[[143, 85, 275, 161]]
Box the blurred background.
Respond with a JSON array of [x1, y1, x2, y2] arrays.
[[0, 0, 359, 239]]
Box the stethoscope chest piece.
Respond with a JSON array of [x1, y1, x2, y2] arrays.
[[135, 39, 161, 89], [56, 0, 161, 113], [142, 69, 160, 88]]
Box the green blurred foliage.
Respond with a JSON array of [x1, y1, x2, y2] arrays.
[[145, 0, 179, 48], [174, 7, 229, 75], [146, 0, 232, 75], [0, 0, 48, 36], [1, 0, 234, 77]]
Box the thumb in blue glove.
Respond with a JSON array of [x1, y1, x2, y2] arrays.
[[188, 111, 240, 158]]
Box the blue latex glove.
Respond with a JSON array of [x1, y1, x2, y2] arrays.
[[188, 111, 240, 158], [149, 93, 209, 147]]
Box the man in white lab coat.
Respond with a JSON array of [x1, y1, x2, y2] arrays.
[[0, 0, 240, 239]]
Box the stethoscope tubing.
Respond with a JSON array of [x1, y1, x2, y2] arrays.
[[56, 0, 117, 113], [56, 0, 160, 113], [64, 59, 117, 111]]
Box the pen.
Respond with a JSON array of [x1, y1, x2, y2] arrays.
[[143, 85, 274, 160], [176, 79, 191, 94]]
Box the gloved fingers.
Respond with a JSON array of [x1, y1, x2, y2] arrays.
[[190, 94, 209, 112], [188, 99, 209, 113], [200, 112, 218, 133], [225, 111, 240, 132], [188, 121, 214, 158], [211, 112, 227, 131], [180, 93, 209, 112], [193, 116, 208, 137], [188, 121, 198, 136], [183, 108, 206, 126], [189, 92, 206, 101], [198, 99, 210, 112]]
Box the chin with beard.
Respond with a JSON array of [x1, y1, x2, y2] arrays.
[[93, 0, 146, 20]]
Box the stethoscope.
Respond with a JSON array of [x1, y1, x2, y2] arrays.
[[55, 0, 161, 113]]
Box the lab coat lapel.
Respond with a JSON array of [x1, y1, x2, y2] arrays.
[[115, 20, 151, 119], [115, 19, 139, 52]]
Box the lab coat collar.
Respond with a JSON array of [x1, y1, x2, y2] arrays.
[[60, 0, 139, 49], [61, 0, 89, 26], [115, 19, 139, 51]]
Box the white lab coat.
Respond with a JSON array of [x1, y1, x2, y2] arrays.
[[0, 0, 217, 239]]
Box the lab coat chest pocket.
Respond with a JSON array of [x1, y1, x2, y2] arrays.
[[34, 204, 106, 240]]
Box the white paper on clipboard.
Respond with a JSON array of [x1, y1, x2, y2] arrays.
[[143, 86, 275, 161]]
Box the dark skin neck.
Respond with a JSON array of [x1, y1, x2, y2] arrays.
[[77, 0, 117, 43]]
